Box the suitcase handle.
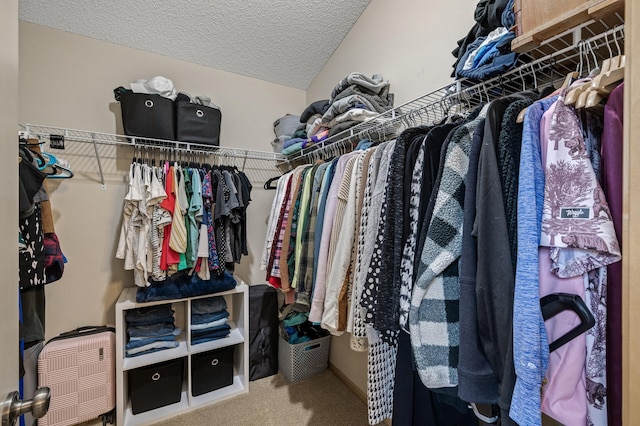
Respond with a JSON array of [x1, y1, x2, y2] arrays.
[[59, 326, 115, 336], [49, 325, 115, 343]]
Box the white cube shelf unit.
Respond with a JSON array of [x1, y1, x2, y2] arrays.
[[115, 280, 249, 426]]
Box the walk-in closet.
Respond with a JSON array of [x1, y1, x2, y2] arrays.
[[3, 0, 640, 425]]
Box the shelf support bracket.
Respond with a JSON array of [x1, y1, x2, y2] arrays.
[[90, 132, 106, 190]]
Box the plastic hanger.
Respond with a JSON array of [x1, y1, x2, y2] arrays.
[[565, 40, 595, 106], [516, 69, 580, 124], [573, 31, 623, 109], [583, 28, 625, 109], [264, 176, 281, 190], [584, 65, 624, 109], [43, 155, 74, 179], [540, 293, 595, 352]]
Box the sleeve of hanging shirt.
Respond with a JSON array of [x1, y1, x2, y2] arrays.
[[509, 96, 557, 426]]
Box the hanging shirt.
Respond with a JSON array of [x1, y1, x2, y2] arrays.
[[346, 148, 374, 335], [510, 96, 558, 426], [338, 151, 369, 332], [292, 164, 318, 289], [409, 107, 487, 389], [170, 165, 188, 256], [149, 167, 170, 281], [117, 163, 143, 271], [278, 166, 308, 295], [351, 142, 388, 351], [212, 170, 229, 272], [540, 96, 620, 275], [188, 169, 203, 267], [322, 153, 361, 335], [313, 160, 337, 287], [295, 163, 327, 307], [260, 174, 288, 271], [201, 170, 220, 272], [398, 137, 426, 330], [359, 141, 395, 340], [267, 174, 294, 282], [539, 95, 620, 425], [309, 152, 357, 324], [160, 165, 180, 271], [601, 82, 624, 426], [133, 165, 152, 287]]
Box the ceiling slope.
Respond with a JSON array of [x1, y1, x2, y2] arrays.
[[19, 0, 371, 89]]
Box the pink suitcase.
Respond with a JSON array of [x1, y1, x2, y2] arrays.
[[37, 326, 116, 426]]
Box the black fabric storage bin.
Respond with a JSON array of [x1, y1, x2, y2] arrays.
[[248, 284, 279, 381], [128, 358, 184, 414], [120, 92, 176, 141], [175, 100, 221, 146], [191, 346, 234, 396]]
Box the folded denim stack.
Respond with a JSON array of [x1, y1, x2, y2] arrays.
[[125, 304, 181, 357], [191, 296, 231, 345]]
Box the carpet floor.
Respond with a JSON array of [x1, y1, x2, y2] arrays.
[[152, 370, 369, 425], [80, 369, 370, 426]]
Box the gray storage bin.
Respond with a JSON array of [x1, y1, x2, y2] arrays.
[[278, 335, 330, 383], [273, 114, 300, 138]]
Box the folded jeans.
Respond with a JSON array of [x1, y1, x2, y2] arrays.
[[125, 334, 178, 350], [191, 296, 227, 315], [192, 309, 229, 325], [125, 340, 179, 356], [128, 322, 175, 338]]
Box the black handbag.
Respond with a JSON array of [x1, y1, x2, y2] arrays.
[[175, 100, 221, 146], [119, 92, 176, 141]]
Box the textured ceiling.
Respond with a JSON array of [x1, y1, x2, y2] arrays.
[[18, 0, 371, 89]]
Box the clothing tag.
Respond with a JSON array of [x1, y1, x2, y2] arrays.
[[50, 134, 65, 149], [559, 207, 590, 219]]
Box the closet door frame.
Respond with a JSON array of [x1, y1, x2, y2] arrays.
[[0, 0, 19, 393], [623, 2, 639, 424]]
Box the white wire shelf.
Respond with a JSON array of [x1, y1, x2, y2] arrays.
[[279, 15, 624, 168], [23, 124, 285, 162], [21, 124, 285, 189]]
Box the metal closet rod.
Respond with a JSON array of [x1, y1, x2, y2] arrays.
[[282, 22, 625, 166]]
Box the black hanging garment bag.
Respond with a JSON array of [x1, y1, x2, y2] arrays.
[[248, 284, 279, 381]]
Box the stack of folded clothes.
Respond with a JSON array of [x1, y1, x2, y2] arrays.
[[125, 304, 181, 357], [191, 296, 231, 345], [451, 0, 518, 82], [280, 73, 395, 158]]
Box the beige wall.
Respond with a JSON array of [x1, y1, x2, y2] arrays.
[[308, 0, 476, 395], [18, 0, 478, 402], [307, 0, 476, 106], [18, 22, 306, 339], [1, 0, 19, 392]]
